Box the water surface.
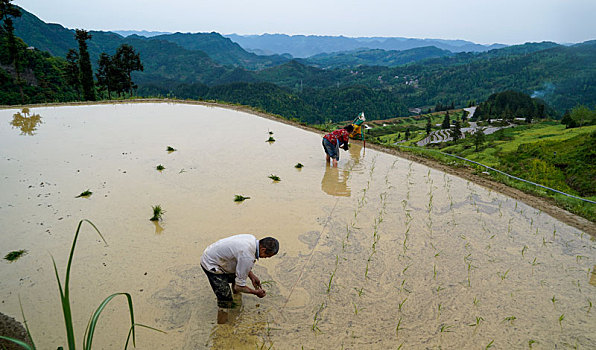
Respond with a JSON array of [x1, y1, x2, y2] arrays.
[[0, 103, 594, 349]]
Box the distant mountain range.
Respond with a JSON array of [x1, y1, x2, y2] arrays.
[[115, 31, 506, 58], [224, 33, 507, 58]]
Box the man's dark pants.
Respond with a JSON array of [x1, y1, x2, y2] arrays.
[[202, 266, 236, 308]]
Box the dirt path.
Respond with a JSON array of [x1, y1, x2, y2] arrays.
[[2, 98, 594, 237]]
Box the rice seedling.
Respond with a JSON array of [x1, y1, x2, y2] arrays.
[[75, 190, 92, 198], [268, 130, 273, 135], [266, 136, 275, 142], [268, 174, 281, 181], [398, 297, 408, 312], [439, 324, 453, 333], [4, 249, 27, 262], [150, 205, 164, 221], [497, 269, 510, 281], [395, 317, 402, 339], [437, 303, 442, 317], [551, 295, 557, 308], [311, 302, 325, 332], [521, 245, 528, 257], [354, 287, 364, 297], [234, 195, 250, 202], [468, 316, 484, 328], [473, 297, 479, 306], [586, 298, 592, 313], [294, 163, 304, 169], [166, 146, 176, 152], [503, 316, 516, 324], [558, 314, 565, 328], [352, 302, 358, 315], [528, 339, 537, 348], [485, 340, 494, 349], [156, 164, 165, 171]]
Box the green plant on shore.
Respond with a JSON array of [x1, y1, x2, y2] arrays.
[[150, 205, 164, 221], [75, 190, 92, 198], [166, 146, 176, 152], [234, 195, 250, 202], [156, 164, 165, 171], [294, 163, 304, 168], [4, 250, 28, 262], [266, 136, 275, 142], [268, 174, 280, 181], [0, 220, 163, 350]]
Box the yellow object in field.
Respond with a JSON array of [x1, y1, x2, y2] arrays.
[[349, 124, 362, 139]]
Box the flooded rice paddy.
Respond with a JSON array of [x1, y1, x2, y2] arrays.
[[0, 103, 594, 349]]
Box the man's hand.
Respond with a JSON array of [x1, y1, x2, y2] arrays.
[[249, 271, 262, 290], [254, 289, 266, 298]]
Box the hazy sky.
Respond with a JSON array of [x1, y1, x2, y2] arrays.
[[13, 0, 596, 44]]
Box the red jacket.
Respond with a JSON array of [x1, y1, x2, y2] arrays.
[[324, 129, 350, 146]]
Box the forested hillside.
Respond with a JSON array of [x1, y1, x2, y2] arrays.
[[3, 6, 595, 123]]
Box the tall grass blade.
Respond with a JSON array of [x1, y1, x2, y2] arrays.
[[84, 293, 135, 350], [0, 336, 33, 350], [124, 324, 167, 349], [53, 219, 107, 350]]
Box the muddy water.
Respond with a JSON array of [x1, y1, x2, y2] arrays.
[[0, 103, 594, 349]]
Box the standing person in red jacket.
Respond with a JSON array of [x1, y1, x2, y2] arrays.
[[322, 125, 354, 167]]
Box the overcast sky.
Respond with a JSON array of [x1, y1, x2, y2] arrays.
[[13, 0, 596, 45]]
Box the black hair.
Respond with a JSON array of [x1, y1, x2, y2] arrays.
[[260, 237, 279, 255], [343, 124, 354, 133]]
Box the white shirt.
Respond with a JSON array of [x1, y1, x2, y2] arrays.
[[200, 234, 259, 287]]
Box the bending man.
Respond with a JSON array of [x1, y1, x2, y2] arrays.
[[201, 234, 279, 323]]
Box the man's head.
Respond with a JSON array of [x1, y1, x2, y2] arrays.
[[259, 237, 279, 258], [343, 124, 354, 133]]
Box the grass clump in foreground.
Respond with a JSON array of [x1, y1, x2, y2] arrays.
[[75, 190, 92, 198], [166, 146, 176, 152], [0, 219, 164, 350], [156, 164, 165, 171], [234, 195, 250, 202], [4, 250, 28, 262], [269, 174, 281, 182], [150, 205, 164, 221]]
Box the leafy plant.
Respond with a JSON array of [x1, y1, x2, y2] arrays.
[[150, 205, 164, 221], [294, 163, 304, 168], [0, 220, 163, 350], [266, 137, 275, 142], [166, 146, 176, 152], [156, 164, 165, 171], [234, 195, 250, 202], [75, 190, 92, 198], [4, 250, 28, 262], [269, 174, 281, 181]]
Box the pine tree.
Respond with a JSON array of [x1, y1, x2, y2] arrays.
[[474, 129, 485, 151], [426, 116, 432, 135], [405, 128, 411, 140], [114, 44, 143, 96], [75, 29, 95, 101], [451, 119, 462, 143], [0, 0, 23, 101], [65, 49, 80, 98], [441, 111, 450, 129]]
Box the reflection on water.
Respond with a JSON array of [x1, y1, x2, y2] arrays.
[[320, 143, 364, 197], [10, 108, 42, 135], [321, 166, 351, 197], [153, 220, 164, 234]]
